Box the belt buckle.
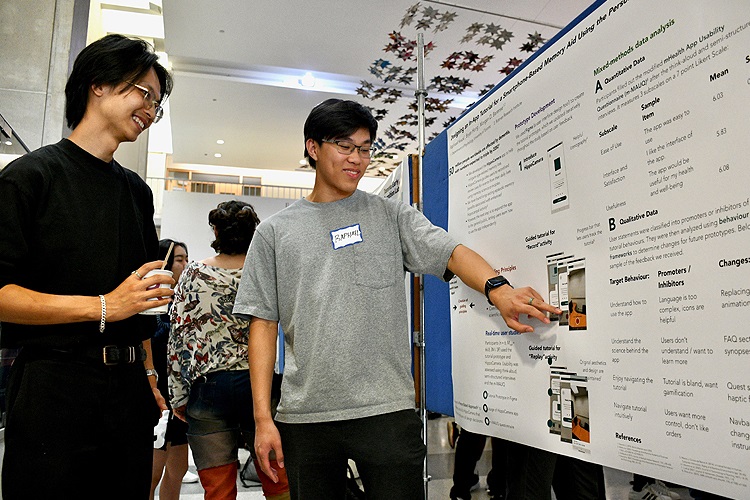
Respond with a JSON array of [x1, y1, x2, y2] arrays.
[[102, 345, 119, 365], [102, 345, 136, 365]]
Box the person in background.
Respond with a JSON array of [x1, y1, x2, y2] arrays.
[[168, 200, 290, 500], [503, 442, 606, 500], [0, 34, 173, 498], [150, 239, 198, 499], [630, 475, 681, 500], [449, 426, 508, 500], [235, 99, 560, 499]]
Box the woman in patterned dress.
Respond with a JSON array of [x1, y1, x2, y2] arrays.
[[167, 200, 289, 500]]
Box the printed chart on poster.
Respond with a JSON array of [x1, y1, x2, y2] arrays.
[[445, 0, 750, 497]]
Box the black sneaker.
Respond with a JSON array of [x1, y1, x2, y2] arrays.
[[447, 420, 459, 449], [487, 486, 506, 500], [449, 486, 470, 500], [449, 476, 480, 500]]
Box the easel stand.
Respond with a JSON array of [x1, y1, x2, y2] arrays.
[[411, 33, 431, 499]]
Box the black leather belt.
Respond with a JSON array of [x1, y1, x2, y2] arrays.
[[96, 345, 147, 365], [26, 344, 147, 366]]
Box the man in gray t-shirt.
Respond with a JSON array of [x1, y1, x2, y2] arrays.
[[234, 99, 560, 499]]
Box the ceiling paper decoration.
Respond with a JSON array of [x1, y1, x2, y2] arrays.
[[399, 3, 422, 28], [368, 58, 392, 80], [386, 125, 417, 142], [372, 137, 408, 153], [429, 75, 472, 94], [460, 22, 483, 43], [384, 31, 436, 62], [356, 80, 375, 97], [442, 117, 458, 129], [500, 56, 524, 76], [396, 113, 437, 128], [467, 22, 514, 49], [434, 11, 459, 33], [358, 2, 554, 175], [409, 97, 454, 114], [372, 108, 390, 121], [478, 83, 496, 97], [370, 86, 404, 103], [441, 51, 494, 72], [522, 31, 547, 52]]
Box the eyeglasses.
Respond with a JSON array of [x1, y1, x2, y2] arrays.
[[322, 139, 373, 158], [127, 82, 164, 123]]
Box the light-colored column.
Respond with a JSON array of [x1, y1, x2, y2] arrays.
[[0, 0, 83, 149]]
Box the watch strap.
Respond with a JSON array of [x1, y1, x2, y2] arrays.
[[485, 275, 512, 304]]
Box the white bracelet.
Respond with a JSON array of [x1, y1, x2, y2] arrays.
[[98, 295, 107, 333]]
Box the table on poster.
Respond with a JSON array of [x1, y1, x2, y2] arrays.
[[444, 0, 750, 497]]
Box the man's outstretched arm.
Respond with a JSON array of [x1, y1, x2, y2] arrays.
[[447, 244, 561, 333]]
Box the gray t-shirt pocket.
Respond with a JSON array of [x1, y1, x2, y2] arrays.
[[354, 247, 398, 289]]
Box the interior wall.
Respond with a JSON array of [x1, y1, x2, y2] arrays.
[[159, 191, 297, 263]]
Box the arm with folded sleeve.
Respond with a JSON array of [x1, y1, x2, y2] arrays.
[[0, 263, 173, 326]]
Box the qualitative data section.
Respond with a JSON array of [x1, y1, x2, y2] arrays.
[[445, 0, 750, 497]]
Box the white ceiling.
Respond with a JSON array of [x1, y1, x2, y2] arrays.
[[161, 0, 593, 176]]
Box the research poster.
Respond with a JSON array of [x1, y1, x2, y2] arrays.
[[446, 0, 750, 496]]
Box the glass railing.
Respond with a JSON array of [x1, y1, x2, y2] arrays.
[[145, 177, 312, 218], [0, 112, 31, 171]]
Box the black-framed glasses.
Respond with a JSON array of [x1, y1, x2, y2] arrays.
[[127, 82, 164, 123], [322, 139, 373, 158]]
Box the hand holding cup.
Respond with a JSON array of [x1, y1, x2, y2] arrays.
[[104, 261, 175, 321]]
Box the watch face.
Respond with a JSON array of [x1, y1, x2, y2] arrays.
[[485, 276, 512, 303], [487, 276, 509, 288]]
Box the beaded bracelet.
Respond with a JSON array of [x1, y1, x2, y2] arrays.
[[98, 295, 107, 333]]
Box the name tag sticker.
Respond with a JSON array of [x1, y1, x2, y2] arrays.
[[331, 224, 363, 250]]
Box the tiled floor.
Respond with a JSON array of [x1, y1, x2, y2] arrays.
[[156, 415, 695, 499]]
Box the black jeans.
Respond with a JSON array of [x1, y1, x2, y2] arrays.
[[277, 409, 426, 499], [451, 429, 509, 498], [505, 441, 605, 500], [2, 349, 158, 499]]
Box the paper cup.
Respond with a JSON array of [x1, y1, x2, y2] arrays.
[[138, 269, 173, 315]]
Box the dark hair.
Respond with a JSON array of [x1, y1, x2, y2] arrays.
[[158, 239, 188, 272], [208, 201, 260, 255], [303, 99, 378, 168], [65, 34, 173, 129]]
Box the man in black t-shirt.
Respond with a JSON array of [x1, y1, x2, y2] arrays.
[[0, 34, 174, 499]]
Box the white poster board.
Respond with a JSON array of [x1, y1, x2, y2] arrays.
[[446, 1, 750, 497]]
